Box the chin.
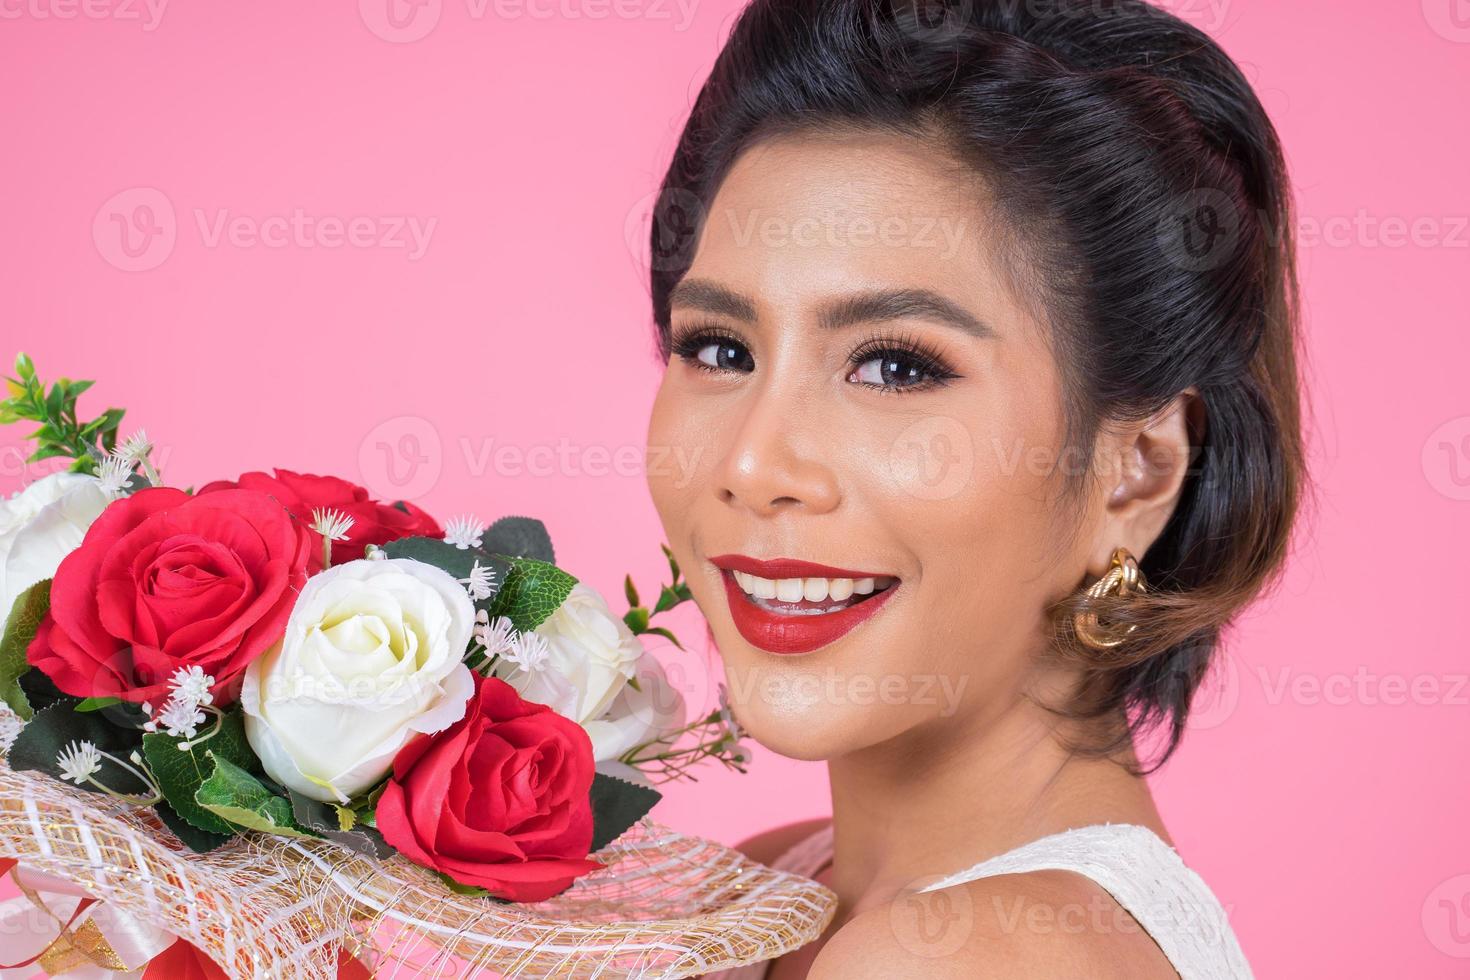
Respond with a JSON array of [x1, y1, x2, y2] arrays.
[[717, 657, 919, 762]]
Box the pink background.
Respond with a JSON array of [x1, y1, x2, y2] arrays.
[[1, 1, 1466, 976]]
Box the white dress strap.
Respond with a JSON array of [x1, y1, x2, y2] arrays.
[[703, 822, 1252, 980], [916, 822, 1253, 980]]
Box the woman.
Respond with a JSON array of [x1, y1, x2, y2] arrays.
[[644, 0, 1301, 977]]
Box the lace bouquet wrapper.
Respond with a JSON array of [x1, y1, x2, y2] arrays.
[[0, 355, 836, 977]]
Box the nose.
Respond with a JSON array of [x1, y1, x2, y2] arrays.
[[715, 385, 841, 517]]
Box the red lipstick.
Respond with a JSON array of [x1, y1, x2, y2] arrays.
[[708, 554, 899, 656]]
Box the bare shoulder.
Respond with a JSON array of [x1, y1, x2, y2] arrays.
[[732, 817, 831, 866], [807, 869, 1177, 980]]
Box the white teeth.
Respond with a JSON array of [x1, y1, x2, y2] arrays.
[[730, 570, 896, 604], [776, 578, 805, 602]]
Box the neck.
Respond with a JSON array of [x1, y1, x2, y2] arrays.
[[823, 692, 1160, 915]]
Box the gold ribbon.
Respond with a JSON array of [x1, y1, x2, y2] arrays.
[[3, 863, 175, 975]]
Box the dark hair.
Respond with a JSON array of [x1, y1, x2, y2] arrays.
[[648, 0, 1304, 771]]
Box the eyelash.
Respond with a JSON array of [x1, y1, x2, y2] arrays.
[[668, 324, 960, 394]]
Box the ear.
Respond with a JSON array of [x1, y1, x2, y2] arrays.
[[1086, 389, 1201, 575]]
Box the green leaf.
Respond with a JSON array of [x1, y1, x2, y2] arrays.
[[7, 701, 147, 796], [486, 557, 577, 633], [435, 870, 503, 899], [27, 445, 69, 463], [624, 574, 639, 608], [652, 583, 692, 615], [481, 516, 555, 564], [288, 790, 396, 859], [643, 626, 685, 652], [143, 712, 257, 836], [589, 772, 661, 852], [623, 607, 649, 634], [74, 696, 122, 712], [17, 664, 69, 714], [195, 753, 317, 839], [0, 579, 50, 720], [381, 536, 511, 614], [14, 352, 35, 381], [154, 799, 232, 853]]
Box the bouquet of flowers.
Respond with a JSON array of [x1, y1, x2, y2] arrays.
[[0, 354, 834, 979]]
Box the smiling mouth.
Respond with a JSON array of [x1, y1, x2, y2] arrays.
[[707, 555, 901, 655], [728, 569, 899, 616]]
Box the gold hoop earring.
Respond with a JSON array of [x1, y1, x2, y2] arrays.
[[1073, 547, 1149, 650]]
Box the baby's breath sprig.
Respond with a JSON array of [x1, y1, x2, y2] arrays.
[[465, 609, 518, 674], [619, 684, 751, 783], [55, 739, 163, 806], [141, 665, 224, 751], [443, 514, 486, 550], [460, 559, 497, 602], [112, 428, 162, 487], [309, 508, 356, 569]]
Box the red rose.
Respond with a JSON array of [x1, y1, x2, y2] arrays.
[[27, 487, 312, 705], [198, 469, 441, 567], [375, 675, 603, 902]]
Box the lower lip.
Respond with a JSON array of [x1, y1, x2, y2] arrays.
[[718, 571, 898, 655]]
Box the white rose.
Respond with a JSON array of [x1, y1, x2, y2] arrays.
[[0, 472, 111, 616], [496, 582, 644, 726], [583, 654, 685, 763], [241, 557, 476, 803]]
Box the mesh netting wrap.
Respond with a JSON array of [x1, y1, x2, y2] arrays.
[[0, 709, 836, 978]]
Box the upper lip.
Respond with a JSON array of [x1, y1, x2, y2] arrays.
[[707, 554, 896, 580]]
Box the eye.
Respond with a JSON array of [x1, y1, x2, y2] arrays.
[[670, 328, 755, 374], [847, 334, 958, 393]]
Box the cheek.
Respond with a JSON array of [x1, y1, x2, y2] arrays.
[[867, 394, 1077, 656], [645, 374, 730, 616], [645, 376, 705, 517]]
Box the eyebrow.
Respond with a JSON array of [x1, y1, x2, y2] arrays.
[[668, 278, 993, 339], [668, 278, 758, 322], [818, 288, 993, 339]]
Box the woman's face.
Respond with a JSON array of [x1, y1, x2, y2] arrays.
[[646, 131, 1107, 761]]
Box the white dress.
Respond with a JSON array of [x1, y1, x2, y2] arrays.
[[705, 822, 1253, 980]]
